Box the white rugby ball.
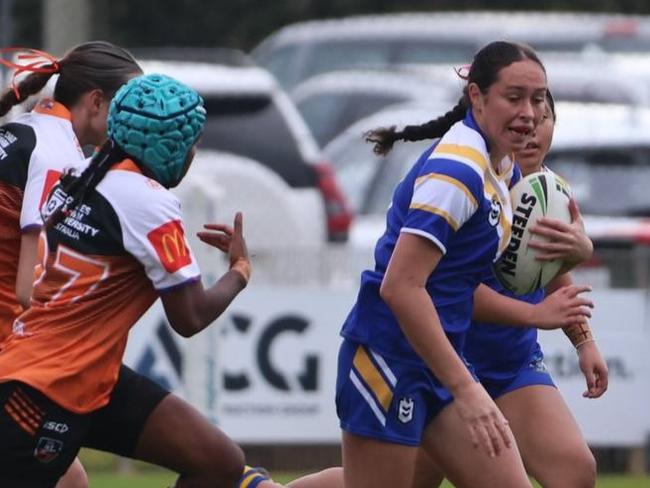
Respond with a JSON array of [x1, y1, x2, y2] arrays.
[[495, 170, 572, 295]]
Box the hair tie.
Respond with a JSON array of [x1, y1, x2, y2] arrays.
[[453, 63, 471, 81], [0, 47, 60, 101]]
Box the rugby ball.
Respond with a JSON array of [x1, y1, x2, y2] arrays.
[[495, 171, 572, 295]]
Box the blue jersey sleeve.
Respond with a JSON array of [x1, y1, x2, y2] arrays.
[[402, 152, 484, 254]]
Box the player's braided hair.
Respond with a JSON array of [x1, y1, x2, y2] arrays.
[[0, 41, 141, 117], [366, 41, 546, 155]]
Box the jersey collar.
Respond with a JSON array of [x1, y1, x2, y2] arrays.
[[462, 108, 490, 152], [33, 99, 72, 121], [111, 158, 143, 174]]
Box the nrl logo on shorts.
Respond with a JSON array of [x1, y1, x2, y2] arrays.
[[34, 437, 63, 464], [398, 397, 414, 424]]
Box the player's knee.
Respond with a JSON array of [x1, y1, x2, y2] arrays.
[[572, 448, 597, 488], [555, 446, 596, 488]]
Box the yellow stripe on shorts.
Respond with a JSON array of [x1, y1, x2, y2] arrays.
[[353, 346, 393, 411]]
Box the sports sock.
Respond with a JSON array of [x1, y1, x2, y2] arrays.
[[237, 465, 271, 488]]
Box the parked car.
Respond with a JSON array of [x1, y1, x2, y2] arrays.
[[252, 11, 650, 90], [138, 55, 352, 241], [177, 150, 328, 252], [325, 101, 650, 288], [291, 68, 459, 146]]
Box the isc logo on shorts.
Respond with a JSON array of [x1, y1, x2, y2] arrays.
[[147, 220, 192, 273]]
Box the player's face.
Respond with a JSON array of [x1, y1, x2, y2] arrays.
[[516, 102, 555, 176], [470, 59, 547, 162]]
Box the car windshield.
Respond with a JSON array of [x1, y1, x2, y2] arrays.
[[201, 95, 316, 187], [545, 148, 650, 216]]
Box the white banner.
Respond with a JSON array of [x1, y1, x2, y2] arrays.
[[538, 289, 650, 447], [215, 286, 353, 443], [124, 286, 650, 446]]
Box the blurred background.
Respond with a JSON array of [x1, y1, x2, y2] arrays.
[[2, 1, 650, 486]]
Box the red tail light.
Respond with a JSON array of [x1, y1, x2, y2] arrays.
[[314, 161, 353, 242]]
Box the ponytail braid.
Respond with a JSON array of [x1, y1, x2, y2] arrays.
[[0, 69, 57, 117], [366, 98, 467, 156], [42, 139, 126, 228]]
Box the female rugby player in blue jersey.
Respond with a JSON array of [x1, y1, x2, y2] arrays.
[[331, 40, 593, 488], [235, 53, 597, 488], [405, 92, 607, 488], [237, 93, 603, 488]]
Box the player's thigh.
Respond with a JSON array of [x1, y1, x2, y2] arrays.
[[496, 385, 595, 482], [133, 393, 244, 478], [54, 458, 88, 488], [421, 401, 532, 488], [342, 431, 417, 488], [411, 447, 444, 488], [83, 365, 170, 458]]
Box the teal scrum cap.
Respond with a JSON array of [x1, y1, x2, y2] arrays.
[[108, 73, 206, 187]]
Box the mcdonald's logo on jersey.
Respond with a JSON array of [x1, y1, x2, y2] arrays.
[[148, 220, 192, 273]]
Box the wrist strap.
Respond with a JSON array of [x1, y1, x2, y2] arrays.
[[230, 258, 251, 283]]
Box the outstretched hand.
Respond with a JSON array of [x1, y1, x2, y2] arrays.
[[197, 212, 251, 283], [528, 199, 593, 267], [533, 284, 594, 330]]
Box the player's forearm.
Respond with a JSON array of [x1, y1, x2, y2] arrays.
[[547, 274, 595, 347], [194, 269, 248, 331], [381, 284, 475, 394], [472, 283, 536, 327]]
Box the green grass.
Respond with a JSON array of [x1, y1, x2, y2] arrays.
[[85, 471, 650, 488], [80, 450, 650, 488]]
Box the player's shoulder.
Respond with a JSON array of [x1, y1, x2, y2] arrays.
[[425, 121, 490, 182], [0, 120, 37, 157], [97, 160, 180, 219]]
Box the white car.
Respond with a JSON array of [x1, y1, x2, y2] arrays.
[[291, 68, 459, 146], [253, 11, 650, 90], [136, 57, 353, 242]]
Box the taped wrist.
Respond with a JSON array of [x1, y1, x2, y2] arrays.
[[230, 257, 251, 284], [563, 322, 594, 349]]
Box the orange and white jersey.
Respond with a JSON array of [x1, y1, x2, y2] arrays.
[[0, 99, 84, 342], [0, 159, 201, 413]]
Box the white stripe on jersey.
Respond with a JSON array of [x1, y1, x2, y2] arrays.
[[431, 144, 488, 180], [401, 228, 447, 255], [410, 176, 478, 230]]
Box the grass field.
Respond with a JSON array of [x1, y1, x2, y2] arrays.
[[80, 449, 650, 487], [85, 470, 650, 487]]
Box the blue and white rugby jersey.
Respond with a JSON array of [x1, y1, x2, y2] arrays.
[[341, 109, 520, 364]]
